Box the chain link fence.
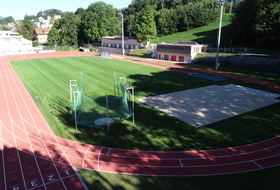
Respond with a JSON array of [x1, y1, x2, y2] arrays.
[[209, 47, 280, 56]]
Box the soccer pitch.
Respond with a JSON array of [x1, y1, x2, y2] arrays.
[[11, 55, 280, 152]]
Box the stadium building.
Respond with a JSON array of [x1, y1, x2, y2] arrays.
[[156, 42, 203, 63], [0, 31, 33, 55]]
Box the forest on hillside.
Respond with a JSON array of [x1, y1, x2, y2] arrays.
[[48, 0, 224, 46], [9, 0, 280, 48]]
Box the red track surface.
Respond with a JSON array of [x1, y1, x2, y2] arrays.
[[1, 52, 280, 190]]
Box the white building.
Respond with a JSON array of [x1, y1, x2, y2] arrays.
[[38, 16, 53, 28], [101, 36, 138, 49], [157, 42, 203, 63], [0, 31, 33, 55]]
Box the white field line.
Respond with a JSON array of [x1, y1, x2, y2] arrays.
[[106, 135, 280, 153], [2, 117, 280, 167], [3, 55, 47, 189], [98, 147, 104, 170], [4, 57, 68, 189], [8, 56, 82, 174], [58, 141, 74, 163], [1, 56, 27, 190], [82, 145, 92, 168], [2, 134, 280, 173], [0, 120, 7, 190]]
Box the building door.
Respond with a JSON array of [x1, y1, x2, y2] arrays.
[[158, 54, 161, 59], [164, 55, 169, 60], [179, 56, 184, 62], [171, 55, 176, 61]]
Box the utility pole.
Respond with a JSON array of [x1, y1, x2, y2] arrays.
[[118, 13, 125, 55], [215, 0, 224, 71]]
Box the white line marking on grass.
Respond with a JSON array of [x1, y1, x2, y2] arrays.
[[1, 57, 28, 190], [100, 56, 112, 59]]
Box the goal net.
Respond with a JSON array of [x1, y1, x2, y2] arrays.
[[70, 72, 134, 132]]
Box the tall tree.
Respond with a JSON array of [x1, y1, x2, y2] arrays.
[[130, 0, 152, 12], [24, 14, 38, 21], [14, 19, 36, 40], [231, 0, 280, 47], [79, 11, 100, 44], [53, 12, 80, 46], [124, 14, 136, 37], [0, 25, 11, 31], [75, 8, 86, 18], [254, 0, 280, 47], [87, 1, 120, 38], [14, 21, 30, 39], [47, 28, 60, 46], [156, 9, 170, 36], [4, 16, 15, 23], [134, 5, 157, 44]]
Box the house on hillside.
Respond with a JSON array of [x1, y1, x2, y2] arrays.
[[156, 42, 203, 63], [33, 28, 51, 44], [53, 15, 61, 20], [38, 16, 54, 28]]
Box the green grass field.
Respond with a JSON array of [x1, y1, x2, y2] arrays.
[[11, 55, 280, 189], [151, 13, 233, 47]]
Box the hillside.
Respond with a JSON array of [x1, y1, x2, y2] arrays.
[[151, 13, 233, 47], [0, 16, 4, 20]]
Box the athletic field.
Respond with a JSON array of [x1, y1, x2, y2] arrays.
[[3, 52, 280, 189]]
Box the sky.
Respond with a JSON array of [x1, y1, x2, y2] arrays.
[[0, 0, 132, 20]]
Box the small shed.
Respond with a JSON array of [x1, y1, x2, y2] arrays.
[[157, 42, 203, 63]]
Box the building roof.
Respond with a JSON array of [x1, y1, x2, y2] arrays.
[[158, 43, 202, 47], [102, 36, 135, 40], [0, 31, 19, 36], [34, 28, 51, 35], [173, 41, 199, 45]]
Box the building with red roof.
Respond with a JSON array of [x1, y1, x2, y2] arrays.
[[33, 28, 51, 44]]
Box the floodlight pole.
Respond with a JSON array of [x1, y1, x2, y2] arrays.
[[118, 13, 125, 55], [215, 0, 224, 71]]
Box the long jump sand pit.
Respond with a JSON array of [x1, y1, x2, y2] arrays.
[[138, 85, 279, 127]]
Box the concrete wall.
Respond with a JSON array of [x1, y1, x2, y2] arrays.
[[95, 47, 132, 55], [198, 55, 280, 74]]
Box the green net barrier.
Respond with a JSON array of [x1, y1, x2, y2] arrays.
[[70, 73, 133, 129]]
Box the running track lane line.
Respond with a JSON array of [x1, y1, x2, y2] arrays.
[[0, 56, 88, 190], [5, 55, 89, 189], [0, 52, 279, 181], [2, 57, 63, 189]]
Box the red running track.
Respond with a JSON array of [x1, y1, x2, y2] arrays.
[[1, 53, 280, 190]]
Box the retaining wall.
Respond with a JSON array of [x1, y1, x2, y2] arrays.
[[199, 55, 280, 74]]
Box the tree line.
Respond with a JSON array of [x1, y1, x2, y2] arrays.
[[10, 0, 230, 46], [48, 0, 222, 46], [231, 0, 280, 47], [0, 16, 15, 25], [9, 0, 279, 48], [24, 9, 63, 20]]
